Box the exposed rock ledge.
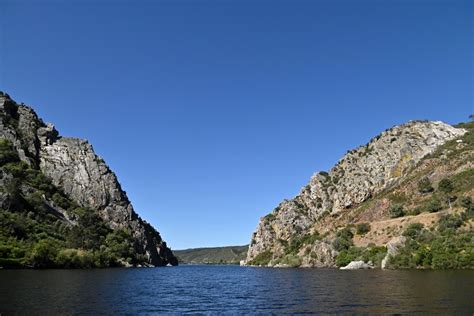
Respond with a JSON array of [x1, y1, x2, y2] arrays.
[[381, 236, 407, 269], [340, 260, 374, 270]]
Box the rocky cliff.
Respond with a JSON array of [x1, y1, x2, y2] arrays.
[[244, 120, 473, 268], [0, 92, 177, 267]]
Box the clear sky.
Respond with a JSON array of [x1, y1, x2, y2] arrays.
[[0, 0, 472, 249]]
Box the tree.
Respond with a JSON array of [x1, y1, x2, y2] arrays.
[[356, 223, 371, 235], [29, 239, 60, 268], [460, 196, 472, 209], [460, 196, 474, 218], [438, 178, 454, 208], [389, 205, 405, 218], [0, 139, 20, 166], [438, 214, 463, 232], [333, 227, 354, 251], [403, 223, 424, 239], [469, 114, 474, 122], [427, 197, 442, 212], [438, 178, 453, 194]]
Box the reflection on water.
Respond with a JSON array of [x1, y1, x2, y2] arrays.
[[1, 266, 473, 314]]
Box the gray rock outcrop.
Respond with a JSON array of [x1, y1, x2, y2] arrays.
[[381, 236, 407, 269], [245, 120, 465, 267], [0, 94, 177, 266]]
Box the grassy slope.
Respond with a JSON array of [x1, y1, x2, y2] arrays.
[[174, 245, 248, 264]]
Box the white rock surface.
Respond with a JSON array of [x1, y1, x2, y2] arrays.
[[340, 260, 374, 270], [381, 236, 407, 269]]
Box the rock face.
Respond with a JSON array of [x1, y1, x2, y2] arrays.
[[299, 241, 338, 268], [0, 94, 177, 266], [381, 236, 407, 269], [244, 120, 466, 267]]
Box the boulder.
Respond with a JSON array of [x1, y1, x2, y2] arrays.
[[340, 260, 374, 270]]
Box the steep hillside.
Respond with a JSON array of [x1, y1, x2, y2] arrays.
[[174, 245, 248, 264], [0, 92, 178, 268], [244, 120, 473, 269]]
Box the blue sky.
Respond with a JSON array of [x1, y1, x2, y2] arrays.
[[1, 0, 472, 249]]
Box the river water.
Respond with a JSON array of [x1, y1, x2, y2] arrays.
[[0, 265, 473, 314]]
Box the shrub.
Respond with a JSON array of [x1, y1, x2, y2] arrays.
[[406, 207, 421, 216], [459, 196, 474, 218], [336, 227, 354, 240], [278, 254, 302, 267], [438, 178, 454, 194], [0, 139, 20, 166], [438, 214, 463, 232], [356, 223, 370, 235], [52, 192, 72, 210], [460, 196, 472, 209], [417, 177, 434, 193], [248, 250, 273, 266], [25, 191, 48, 214], [390, 215, 474, 269], [389, 205, 405, 218], [2, 161, 29, 178], [29, 239, 60, 268], [403, 223, 424, 239], [333, 227, 354, 251], [56, 249, 94, 268], [427, 197, 442, 212], [335, 250, 356, 267], [285, 231, 321, 254]]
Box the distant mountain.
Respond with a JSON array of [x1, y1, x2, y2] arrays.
[[175, 245, 248, 264], [0, 92, 177, 268], [243, 120, 474, 269]]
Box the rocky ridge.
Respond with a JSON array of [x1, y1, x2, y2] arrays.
[[244, 120, 468, 267], [0, 93, 177, 266]]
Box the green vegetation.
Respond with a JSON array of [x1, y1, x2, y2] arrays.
[[333, 225, 386, 267], [417, 177, 434, 193], [356, 223, 370, 235], [263, 212, 276, 223], [285, 231, 321, 255], [0, 139, 20, 165], [389, 205, 405, 218], [247, 250, 273, 266], [335, 245, 386, 267], [390, 214, 474, 269], [388, 192, 408, 204], [276, 253, 302, 267], [460, 196, 474, 218], [332, 227, 354, 251], [0, 139, 147, 268], [438, 178, 454, 194], [174, 245, 248, 264], [437, 214, 464, 232], [426, 197, 442, 213], [402, 223, 425, 239], [451, 169, 474, 194]]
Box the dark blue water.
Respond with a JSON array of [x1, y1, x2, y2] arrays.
[[0, 265, 473, 315]]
